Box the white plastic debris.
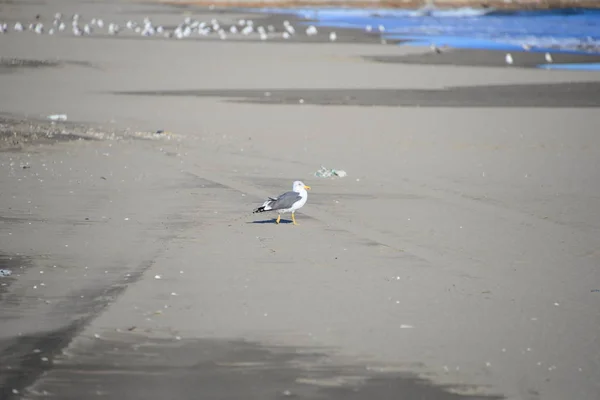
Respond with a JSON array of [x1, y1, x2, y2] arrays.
[[315, 166, 347, 178], [47, 114, 67, 121]]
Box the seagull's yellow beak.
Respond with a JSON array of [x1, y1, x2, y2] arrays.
[[304, 185, 311, 190]]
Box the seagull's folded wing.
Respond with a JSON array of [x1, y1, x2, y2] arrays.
[[268, 191, 302, 210]]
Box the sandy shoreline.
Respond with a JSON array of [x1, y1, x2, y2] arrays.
[[1, 1, 599, 400]]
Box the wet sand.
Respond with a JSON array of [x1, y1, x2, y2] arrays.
[[1, 1, 600, 400]]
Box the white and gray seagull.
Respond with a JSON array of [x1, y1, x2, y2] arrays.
[[253, 180, 311, 225]]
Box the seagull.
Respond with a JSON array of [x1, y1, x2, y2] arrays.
[[306, 25, 317, 36], [108, 23, 119, 35], [253, 181, 311, 225], [505, 53, 514, 65], [545, 52, 553, 63]]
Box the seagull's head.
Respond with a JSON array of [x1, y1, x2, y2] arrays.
[[293, 180, 311, 193]]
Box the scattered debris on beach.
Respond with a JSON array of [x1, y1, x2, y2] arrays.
[[314, 166, 347, 178], [0, 114, 183, 151]]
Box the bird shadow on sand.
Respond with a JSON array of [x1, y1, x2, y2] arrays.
[[248, 218, 292, 225]]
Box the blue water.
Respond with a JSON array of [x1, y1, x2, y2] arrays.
[[252, 6, 600, 69]]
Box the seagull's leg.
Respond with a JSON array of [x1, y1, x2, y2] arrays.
[[292, 212, 298, 225], [276, 214, 281, 224]]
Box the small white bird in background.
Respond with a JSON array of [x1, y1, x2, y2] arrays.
[[329, 31, 337, 41], [283, 20, 295, 35], [545, 52, 553, 63], [242, 25, 253, 35], [108, 23, 119, 35], [505, 53, 514, 65], [306, 25, 317, 36], [430, 43, 442, 53], [253, 181, 311, 225]]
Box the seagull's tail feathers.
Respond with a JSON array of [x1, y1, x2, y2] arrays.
[[253, 199, 275, 214]]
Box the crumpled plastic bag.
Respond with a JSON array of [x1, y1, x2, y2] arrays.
[[314, 166, 347, 178]]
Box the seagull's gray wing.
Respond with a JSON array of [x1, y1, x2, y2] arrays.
[[267, 191, 302, 210]]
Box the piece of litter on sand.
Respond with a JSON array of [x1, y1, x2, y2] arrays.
[[0, 269, 12, 277], [400, 324, 414, 329], [47, 114, 67, 121], [592, 289, 600, 293], [315, 166, 347, 178], [154, 275, 162, 280]]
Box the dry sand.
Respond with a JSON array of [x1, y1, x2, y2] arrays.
[[1, 1, 599, 399]]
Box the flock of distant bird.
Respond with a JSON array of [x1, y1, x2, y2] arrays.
[[0, 12, 361, 42], [0, 12, 569, 65]]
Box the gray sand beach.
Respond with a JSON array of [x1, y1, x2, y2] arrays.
[[1, 1, 599, 400]]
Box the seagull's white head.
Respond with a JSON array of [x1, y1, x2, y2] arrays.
[[292, 180, 311, 193]]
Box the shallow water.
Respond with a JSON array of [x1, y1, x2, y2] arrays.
[[256, 7, 600, 61]]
